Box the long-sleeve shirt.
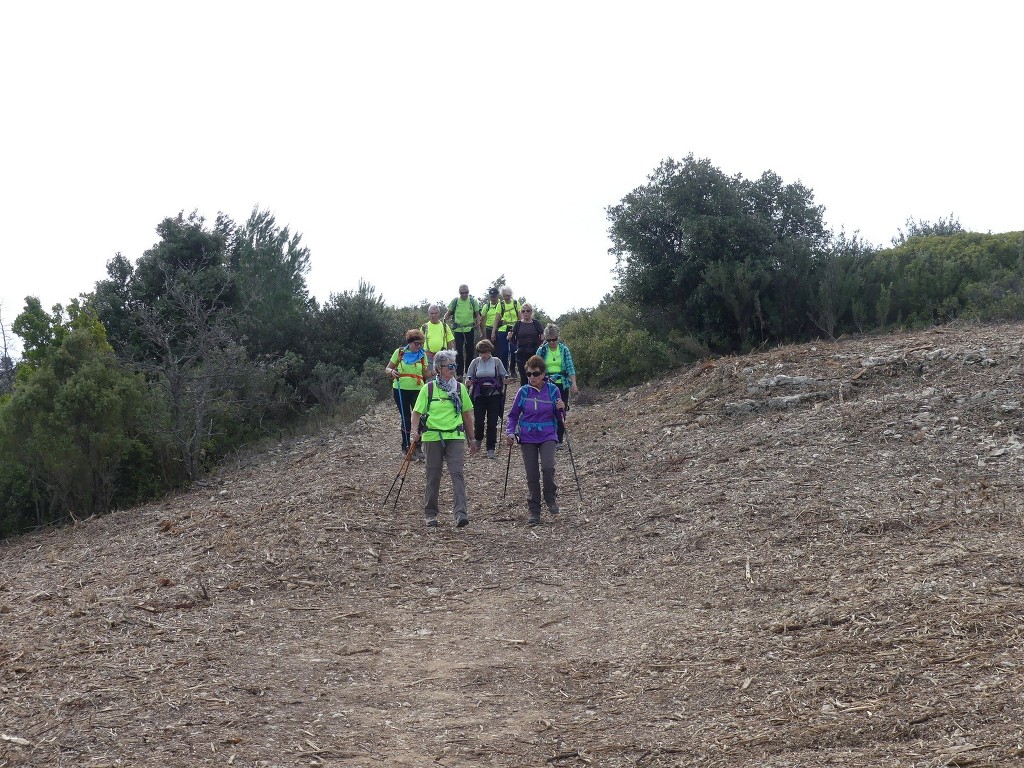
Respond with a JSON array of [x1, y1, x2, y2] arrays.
[[505, 382, 562, 444]]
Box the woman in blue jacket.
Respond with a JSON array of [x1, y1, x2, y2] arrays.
[[505, 354, 565, 526]]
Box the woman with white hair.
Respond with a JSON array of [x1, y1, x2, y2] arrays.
[[537, 323, 578, 444], [410, 349, 477, 528]]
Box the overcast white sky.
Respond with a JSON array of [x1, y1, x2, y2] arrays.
[[2, 1, 1021, 352]]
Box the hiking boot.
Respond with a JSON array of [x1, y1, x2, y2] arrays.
[[425, 517, 438, 528], [475, 440, 482, 451], [548, 505, 560, 517], [413, 446, 425, 462], [528, 512, 540, 526], [487, 449, 496, 459], [556, 442, 565, 451], [455, 513, 469, 528]]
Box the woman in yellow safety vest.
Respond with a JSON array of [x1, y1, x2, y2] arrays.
[[410, 349, 478, 527], [536, 323, 578, 445], [385, 328, 429, 460]]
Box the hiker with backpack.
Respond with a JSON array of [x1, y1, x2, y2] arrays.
[[490, 285, 521, 369], [385, 328, 429, 461], [481, 287, 502, 344], [409, 349, 478, 528], [537, 323, 578, 445], [465, 338, 511, 459], [505, 354, 564, 526], [507, 303, 544, 385], [444, 284, 481, 378], [422, 304, 455, 373]]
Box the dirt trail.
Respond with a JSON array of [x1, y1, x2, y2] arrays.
[[3, 321, 1024, 766]]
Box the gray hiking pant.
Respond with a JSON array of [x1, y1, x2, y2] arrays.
[[520, 441, 558, 515], [423, 439, 468, 522]]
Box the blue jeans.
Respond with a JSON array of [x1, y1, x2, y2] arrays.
[[495, 331, 512, 369]]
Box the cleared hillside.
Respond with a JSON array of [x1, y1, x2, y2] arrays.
[[2, 321, 1024, 767]]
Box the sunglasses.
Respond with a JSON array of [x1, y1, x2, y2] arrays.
[[408, 340, 423, 345], [444, 364, 458, 370], [527, 370, 545, 377], [459, 291, 469, 295]]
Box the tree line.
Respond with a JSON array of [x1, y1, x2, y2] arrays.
[[0, 209, 465, 536], [3, 157, 1022, 535], [559, 155, 1024, 386]]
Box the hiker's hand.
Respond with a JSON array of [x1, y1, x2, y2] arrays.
[[570, 382, 578, 394], [505, 434, 515, 446], [467, 440, 478, 456], [556, 400, 565, 411]]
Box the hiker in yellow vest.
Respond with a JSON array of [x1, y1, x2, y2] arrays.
[[443, 284, 481, 378], [537, 323, 578, 445], [421, 304, 455, 373], [490, 285, 521, 370], [385, 328, 429, 460], [410, 350, 477, 528], [481, 287, 502, 344]]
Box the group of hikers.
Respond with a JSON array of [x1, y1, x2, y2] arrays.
[[384, 284, 579, 528]]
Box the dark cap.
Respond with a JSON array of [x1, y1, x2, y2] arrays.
[[488, 287, 499, 295]]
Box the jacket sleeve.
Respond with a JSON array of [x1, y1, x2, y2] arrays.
[[562, 344, 576, 376], [551, 384, 565, 423]]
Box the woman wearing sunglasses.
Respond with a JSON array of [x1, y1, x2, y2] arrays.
[[410, 350, 478, 528], [385, 328, 428, 460], [465, 338, 511, 459], [506, 303, 544, 386], [505, 355, 565, 526], [536, 323, 578, 445]]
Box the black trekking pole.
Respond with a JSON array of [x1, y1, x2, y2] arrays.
[[563, 430, 584, 503], [497, 385, 508, 455], [383, 441, 417, 510]]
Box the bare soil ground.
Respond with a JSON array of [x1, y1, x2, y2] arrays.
[[3, 320, 1024, 767]]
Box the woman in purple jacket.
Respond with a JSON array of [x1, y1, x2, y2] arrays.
[[505, 354, 565, 526]]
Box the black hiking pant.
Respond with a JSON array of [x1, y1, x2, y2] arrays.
[[473, 391, 504, 450], [454, 330, 475, 376], [393, 387, 417, 452]]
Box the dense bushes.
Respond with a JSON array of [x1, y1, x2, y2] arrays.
[[0, 213, 414, 536], [559, 296, 692, 387], [608, 155, 1024, 359]]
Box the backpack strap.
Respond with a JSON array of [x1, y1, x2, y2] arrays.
[[395, 346, 426, 385], [421, 380, 465, 435], [513, 383, 560, 432]]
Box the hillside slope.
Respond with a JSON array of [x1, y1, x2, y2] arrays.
[[2, 321, 1024, 767]]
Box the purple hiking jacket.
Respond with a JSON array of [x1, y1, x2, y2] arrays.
[[506, 382, 562, 444]]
